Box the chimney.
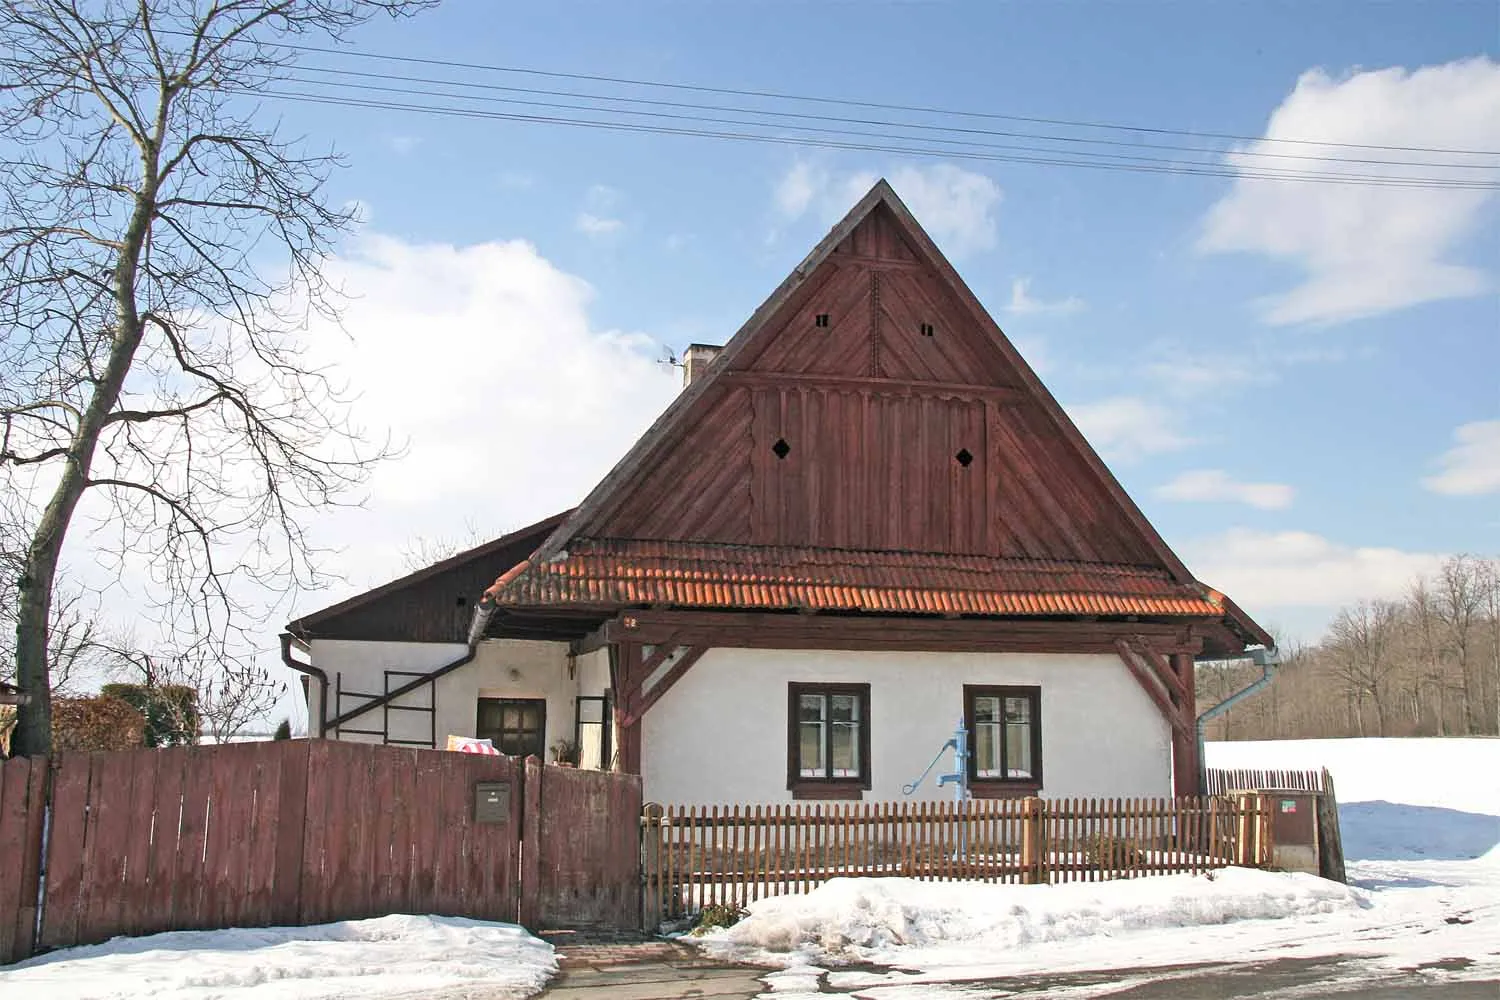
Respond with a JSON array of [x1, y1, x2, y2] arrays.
[[682, 343, 722, 387]]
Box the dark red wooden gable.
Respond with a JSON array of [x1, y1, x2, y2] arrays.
[[559, 187, 1177, 570]]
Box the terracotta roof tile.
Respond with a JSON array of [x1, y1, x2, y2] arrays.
[[483, 539, 1223, 618]]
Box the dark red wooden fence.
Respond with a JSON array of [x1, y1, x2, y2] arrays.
[[0, 740, 641, 965], [522, 757, 645, 930]]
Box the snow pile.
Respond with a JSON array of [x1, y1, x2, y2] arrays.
[[0, 914, 556, 1000], [696, 868, 1365, 966]]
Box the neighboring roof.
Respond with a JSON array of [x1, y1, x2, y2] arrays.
[[484, 539, 1225, 619], [285, 510, 570, 637]]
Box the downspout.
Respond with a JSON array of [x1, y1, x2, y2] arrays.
[[1195, 645, 1280, 793], [279, 632, 328, 738]]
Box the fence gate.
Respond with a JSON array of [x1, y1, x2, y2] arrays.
[[522, 759, 643, 930]]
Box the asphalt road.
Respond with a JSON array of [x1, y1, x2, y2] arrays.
[[535, 947, 1497, 999]]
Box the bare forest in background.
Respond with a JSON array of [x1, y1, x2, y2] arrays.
[[1202, 555, 1500, 740]]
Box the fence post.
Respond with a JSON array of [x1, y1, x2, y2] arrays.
[[0, 756, 50, 964], [640, 803, 663, 932], [1316, 769, 1346, 884], [519, 755, 543, 929], [1020, 797, 1046, 884]]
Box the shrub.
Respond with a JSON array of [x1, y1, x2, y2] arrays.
[[274, 718, 292, 740], [100, 682, 199, 747], [691, 902, 748, 935], [52, 696, 146, 752], [1084, 833, 1148, 870]]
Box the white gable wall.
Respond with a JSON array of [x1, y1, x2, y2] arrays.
[[640, 647, 1171, 805]]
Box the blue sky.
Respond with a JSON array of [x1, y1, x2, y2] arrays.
[[249, 0, 1500, 652]]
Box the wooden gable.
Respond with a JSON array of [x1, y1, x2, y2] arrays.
[[540, 182, 1191, 578], [286, 512, 570, 643]]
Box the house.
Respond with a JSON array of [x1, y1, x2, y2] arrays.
[[282, 180, 1272, 805]]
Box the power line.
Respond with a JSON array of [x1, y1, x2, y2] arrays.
[[289, 63, 1500, 173], [269, 73, 1498, 188], [240, 85, 1500, 190], [261, 38, 1500, 159]]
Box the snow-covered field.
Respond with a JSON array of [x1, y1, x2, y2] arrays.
[[691, 737, 1500, 997], [0, 914, 556, 1000]]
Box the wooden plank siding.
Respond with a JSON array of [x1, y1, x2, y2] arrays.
[[582, 207, 1165, 565], [642, 795, 1270, 924]]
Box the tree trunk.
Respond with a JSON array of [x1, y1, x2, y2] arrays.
[[11, 183, 156, 756]]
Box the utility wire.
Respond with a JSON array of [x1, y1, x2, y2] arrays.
[[271, 73, 1498, 188], [289, 62, 1500, 172], [240, 85, 1500, 190], [257, 37, 1500, 158]]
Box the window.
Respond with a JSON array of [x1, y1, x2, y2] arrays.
[[476, 697, 547, 758], [575, 695, 612, 770], [787, 683, 870, 798], [964, 686, 1041, 792]]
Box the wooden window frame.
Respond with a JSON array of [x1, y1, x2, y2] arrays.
[[574, 694, 612, 770], [475, 696, 547, 759], [964, 685, 1042, 798], [786, 682, 871, 800]]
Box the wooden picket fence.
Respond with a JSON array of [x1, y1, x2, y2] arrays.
[[642, 795, 1270, 924], [1203, 767, 1325, 795]]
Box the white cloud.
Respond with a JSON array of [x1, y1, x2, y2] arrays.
[[1002, 277, 1084, 316], [1182, 528, 1444, 609], [575, 213, 623, 237], [385, 135, 421, 155], [773, 161, 1003, 258], [1156, 469, 1295, 510], [304, 233, 680, 591], [1066, 396, 1194, 462], [575, 184, 626, 239], [1199, 58, 1500, 325], [1422, 419, 1500, 496]]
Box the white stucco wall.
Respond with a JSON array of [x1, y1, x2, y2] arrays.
[[640, 648, 1171, 805], [576, 647, 611, 698], [310, 638, 574, 752]]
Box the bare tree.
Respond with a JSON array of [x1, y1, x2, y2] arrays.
[[398, 519, 495, 573], [1327, 600, 1400, 737], [1434, 555, 1485, 734], [1, 1, 432, 755], [107, 641, 284, 744], [1407, 579, 1450, 735]]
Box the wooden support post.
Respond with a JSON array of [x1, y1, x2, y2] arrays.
[[641, 803, 664, 932], [1169, 652, 1198, 798], [1020, 797, 1047, 884]]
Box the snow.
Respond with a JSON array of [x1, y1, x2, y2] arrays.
[[695, 867, 1366, 964], [0, 914, 556, 1000], [689, 737, 1500, 997]]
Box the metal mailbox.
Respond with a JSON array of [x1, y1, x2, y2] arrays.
[[474, 781, 511, 824]]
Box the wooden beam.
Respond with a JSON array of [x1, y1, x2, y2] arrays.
[[1118, 644, 1191, 739], [613, 642, 643, 775], [622, 647, 708, 728], [607, 610, 1205, 654], [719, 370, 1026, 405], [1169, 651, 1199, 797], [1116, 638, 1188, 703]]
